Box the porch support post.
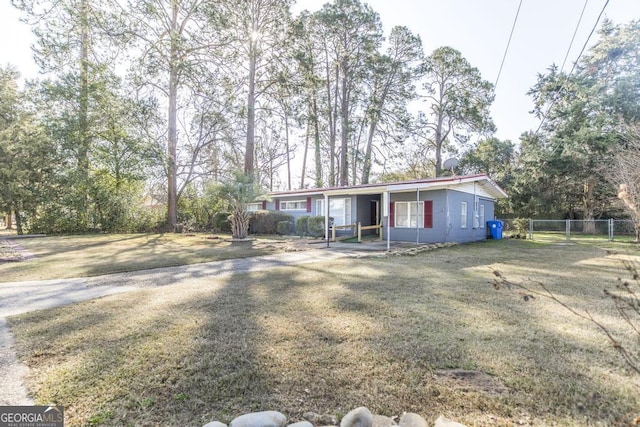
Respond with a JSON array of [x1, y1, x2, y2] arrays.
[[416, 188, 420, 245], [386, 190, 391, 251], [325, 193, 330, 247]]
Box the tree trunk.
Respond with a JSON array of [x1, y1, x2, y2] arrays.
[[433, 80, 447, 177], [78, 0, 90, 228], [361, 120, 377, 184], [284, 114, 291, 191], [167, 5, 179, 230], [324, 56, 336, 187], [313, 97, 322, 188], [13, 208, 23, 235], [339, 59, 349, 187], [245, 41, 257, 178], [362, 77, 392, 184], [300, 118, 309, 189], [5, 213, 12, 230], [231, 206, 251, 239], [582, 180, 596, 234]]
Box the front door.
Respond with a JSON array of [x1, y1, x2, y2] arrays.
[[371, 200, 380, 234]]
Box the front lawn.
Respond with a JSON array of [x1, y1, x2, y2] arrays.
[[8, 239, 640, 426], [0, 233, 298, 282]]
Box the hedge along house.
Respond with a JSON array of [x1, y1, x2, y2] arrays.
[[262, 174, 507, 247]]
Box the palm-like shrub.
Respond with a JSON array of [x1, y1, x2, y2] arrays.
[[219, 172, 265, 239]]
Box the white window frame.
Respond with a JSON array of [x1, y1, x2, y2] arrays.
[[280, 200, 307, 211], [332, 198, 351, 226], [461, 201, 468, 229], [394, 201, 424, 229], [317, 198, 351, 226], [479, 205, 485, 228], [247, 202, 262, 212]]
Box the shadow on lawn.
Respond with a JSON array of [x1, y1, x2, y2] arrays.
[[18, 234, 151, 258], [10, 240, 640, 426]]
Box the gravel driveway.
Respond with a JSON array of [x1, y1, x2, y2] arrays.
[[0, 247, 362, 405]]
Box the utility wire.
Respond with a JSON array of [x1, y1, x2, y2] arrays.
[[535, 0, 610, 134], [494, 0, 523, 89], [560, 0, 589, 74]]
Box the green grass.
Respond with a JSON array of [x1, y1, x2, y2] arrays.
[[522, 230, 638, 243], [8, 239, 640, 426], [0, 233, 291, 282]]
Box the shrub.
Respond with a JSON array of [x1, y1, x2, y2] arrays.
[[308, 216, 329, 238], [296, 216, 310, 236], [512, 218, 529, 239], [212, 212, 231, 233], [249, 210, 294, 234], [276, 220, 294, 235]]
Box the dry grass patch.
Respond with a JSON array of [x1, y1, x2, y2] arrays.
[[0, 233, 308, 282], [8, 239, 640, 426]]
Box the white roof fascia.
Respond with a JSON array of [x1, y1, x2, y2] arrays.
[[271, 190, 323, 198], [477, 178, 508, 199], [271, 175, 507, 199], [323, 185, 388, 196]]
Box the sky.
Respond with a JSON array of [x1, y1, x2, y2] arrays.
[[1, 0, 640, 144]]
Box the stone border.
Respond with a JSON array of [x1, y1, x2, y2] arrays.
[[203, 408, 467, 427]]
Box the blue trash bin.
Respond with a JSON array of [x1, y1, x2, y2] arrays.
[[487, 220, 503, 240]]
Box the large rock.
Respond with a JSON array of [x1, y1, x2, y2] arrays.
[[204, 422, 228, 427], [288, 422, 314, 427], [340, 407, 373, 427], [229, 411, 288, 427], [373, 415, 397, 427], [398, 413, 427, 427], [433, 416, 467, 427]]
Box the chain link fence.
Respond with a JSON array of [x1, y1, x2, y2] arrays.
[[501, 219, 637, 241]]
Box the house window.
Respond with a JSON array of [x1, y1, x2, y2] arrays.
[[395, 201, 424, 228], [461, 202, 468, 229], [479, 205, 485, 228], [331, 198, 351, 226], [280, 200, 307, 211], [247, 203, 262, 211], [317, 198, 351, 226]]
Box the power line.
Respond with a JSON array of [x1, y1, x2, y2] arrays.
[[560, 0, 589, 74], [535, 0, 610, 134], [494, 0, 523, 89]]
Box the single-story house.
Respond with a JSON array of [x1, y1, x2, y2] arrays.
[[255, 174, 507, 246]]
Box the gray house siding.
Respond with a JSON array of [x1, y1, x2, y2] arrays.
[[267, 196, 312, 223], [388, 189, 497, 244], [445, 190, 493, 243], [482, 197, 495, 234], [265, 174, 505, 244], [269, 194, 357, 236], [389, 190, 448, 243], [266, 191, 496, 243]]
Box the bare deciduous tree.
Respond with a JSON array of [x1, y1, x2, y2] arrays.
[[609, 127, 640, 242]]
